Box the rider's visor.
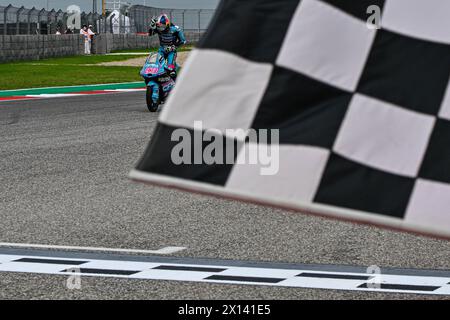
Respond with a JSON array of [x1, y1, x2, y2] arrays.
[[156, 24, 166, 32]]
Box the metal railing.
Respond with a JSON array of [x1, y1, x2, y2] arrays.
[[128, 5, 215, 34], [0, 4, 215, 35], [0, 4, 101, 35]]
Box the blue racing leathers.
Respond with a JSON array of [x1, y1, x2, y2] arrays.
[[149, 25, 186, 71]]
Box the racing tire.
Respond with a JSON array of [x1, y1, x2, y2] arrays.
[[146, 86, 159, 112]]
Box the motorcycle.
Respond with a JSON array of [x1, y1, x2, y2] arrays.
[[140, 50, 178, 112]]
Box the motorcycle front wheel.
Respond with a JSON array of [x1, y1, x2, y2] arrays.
[[146, 86, 159, 112]]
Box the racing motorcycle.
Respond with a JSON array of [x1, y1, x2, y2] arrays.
[[140, 48, 178, 112]]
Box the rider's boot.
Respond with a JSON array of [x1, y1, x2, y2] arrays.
[[169, 70, 177, 81]]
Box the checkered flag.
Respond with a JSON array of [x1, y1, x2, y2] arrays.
[[131, 0, 450, 239]]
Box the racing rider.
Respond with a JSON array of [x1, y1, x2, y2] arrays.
[[149, 14, 186, 79]]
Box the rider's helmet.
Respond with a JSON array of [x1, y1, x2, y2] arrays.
[[156, 14, 170, 32]]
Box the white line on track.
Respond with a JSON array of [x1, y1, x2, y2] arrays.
[[0, 243, 186, 255], [25, 94, 85, 98], [0, 81, 143, 92], [103, 89, 146, 92], [106, 53, 150, 56]]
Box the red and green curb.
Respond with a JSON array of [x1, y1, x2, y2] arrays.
[[0, 82, 146, 102]]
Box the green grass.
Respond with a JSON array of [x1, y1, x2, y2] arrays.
[[0, 53, 145, 90], [110, 48, 158, 54], [0, 63, 142, 90], [111, 45, 194, 54], [17, 54, 148, 66], [0, 47, 192, 90]]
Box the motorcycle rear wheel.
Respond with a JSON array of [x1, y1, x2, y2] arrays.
[[146, 86, 159, 112]]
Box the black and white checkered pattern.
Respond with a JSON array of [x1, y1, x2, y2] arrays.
[[131, 0, 450, 238], [1, 253, 449, 295]]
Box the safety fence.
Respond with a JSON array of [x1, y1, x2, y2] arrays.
[[0, 4, 215, 35], [0, 34, 84, 62], [128, 5, 215, 34], [0, 4, 100, 35], [0, 32, 205, 63]]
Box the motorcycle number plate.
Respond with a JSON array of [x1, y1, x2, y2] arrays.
[[159, 76, 171, 82], [145, 67, 159, 74]]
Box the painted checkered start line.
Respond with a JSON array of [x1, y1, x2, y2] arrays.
[[0, 249, 449, 296]]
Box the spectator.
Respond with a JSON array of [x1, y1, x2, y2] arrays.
[[88, 25, 95, 41], [80, 25, 91, 55], [65, 27, 73, 34]]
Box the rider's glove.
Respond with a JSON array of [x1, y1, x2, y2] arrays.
[[150, 17, 157, 30]]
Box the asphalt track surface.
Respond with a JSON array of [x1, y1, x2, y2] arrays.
[[0, 92, 449, 299]]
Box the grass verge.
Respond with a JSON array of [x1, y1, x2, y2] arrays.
[[111, 45, 194, 54], [0, 47, 192, 90], [0, 53, 146, 90], [19, 54, 148, 66], [0, 64, 142, 90]]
